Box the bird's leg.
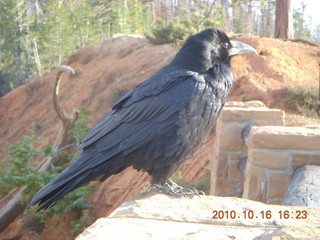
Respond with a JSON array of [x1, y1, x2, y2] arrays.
[[148, 179, 205, 197]]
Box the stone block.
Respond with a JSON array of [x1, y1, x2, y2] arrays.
[[228, 161, 243, 180], [243, 167, 267, 202], [215, 178, 243, 197], [243, 146, 248, 156], [253, 119, 276, 126], [219, 122, 247, 151], [291, 154, 320, 170], [229, 153, 241, 160], [252, 109, 284, 120], [251, 126, 320, 150], [221, 108, 252, 122], [250, 150, 288, 170], [267, 172, 291, 199], [216, 152, 228, 177], [274, 119, 285, 126]]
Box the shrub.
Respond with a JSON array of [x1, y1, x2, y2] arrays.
[[285, 86, 320, 117], [1, 109, 95, 232], [146, 18, 194, 45], [0, 128, 52, 199], [68, 106, 91, 145]]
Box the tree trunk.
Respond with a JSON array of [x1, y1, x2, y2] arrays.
[[283, 165, 320, 206], [33, 39, 42, 77], [275, 0, 292, 39], [0, 70, 6, 97], [266, 0, 274, 37]]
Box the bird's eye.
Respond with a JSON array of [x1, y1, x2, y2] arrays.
[[223, 42, 229, 49]]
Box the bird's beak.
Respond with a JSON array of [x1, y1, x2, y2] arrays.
[[229, 40, 257, 56]]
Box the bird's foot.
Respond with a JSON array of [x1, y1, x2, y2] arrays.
[[148, 179, 205, 197]]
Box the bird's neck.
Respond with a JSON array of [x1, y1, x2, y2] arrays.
[[170, 45, 210, 73]]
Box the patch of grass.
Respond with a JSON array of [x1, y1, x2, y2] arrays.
[[285, 86, 320, 118]]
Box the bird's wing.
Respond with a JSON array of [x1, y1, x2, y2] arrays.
[[67, 69, 203, 173], [78, 68, 196, 152]]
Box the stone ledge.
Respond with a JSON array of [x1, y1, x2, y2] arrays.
[[251, 126, 320, 150], [76, 193, 320, 240], [221, 107, 284, 122], [225, 101, 267, 108]]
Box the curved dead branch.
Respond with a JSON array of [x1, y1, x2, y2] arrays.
[[52, 65, 76, 122], [0, 65, 80, 232], [52, 66, 79, 157]]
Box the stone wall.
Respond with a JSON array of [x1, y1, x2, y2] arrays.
[[243, 125, 320, 204], [210, 101, 285, 198], [211, 101, 320, 205]]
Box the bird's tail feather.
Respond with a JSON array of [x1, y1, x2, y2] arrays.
[[26, 150, 125, 211], [26, 167, 92, 211]]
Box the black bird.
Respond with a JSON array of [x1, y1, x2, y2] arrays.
[[27, 28, 256, 210]]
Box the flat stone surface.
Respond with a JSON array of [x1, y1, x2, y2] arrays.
[[76, 193, 320, 240], [221, 106, 284, 122], [225, 100, 266, 108], [251, 126, 320, 150], [221, 107, 253, 122]]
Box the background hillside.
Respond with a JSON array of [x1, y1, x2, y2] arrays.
[[0, 35, 319, 240], [1, 0, 319, 96]]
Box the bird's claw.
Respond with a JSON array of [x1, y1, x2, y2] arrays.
[[148, 179, 205, 197]]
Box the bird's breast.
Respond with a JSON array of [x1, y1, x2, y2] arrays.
[[175, 79, 228, 161]]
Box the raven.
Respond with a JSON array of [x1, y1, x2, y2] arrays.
[[27, 28, 256, 210]]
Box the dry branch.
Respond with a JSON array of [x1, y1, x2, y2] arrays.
[[0, 66, 78, 232]]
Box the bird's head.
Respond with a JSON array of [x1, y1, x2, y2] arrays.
[[171, 28, 256, 73]]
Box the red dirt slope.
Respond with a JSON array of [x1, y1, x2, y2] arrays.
[[0, 36, 319, 240]]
